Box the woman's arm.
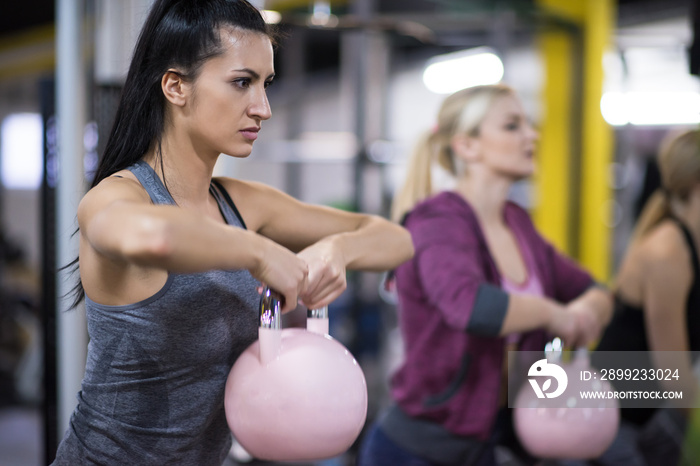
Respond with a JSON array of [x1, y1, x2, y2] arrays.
[[569, 286, 614, 327], [404, 204, 597, 346], [561, 286, 613, 345], [222, 178, 414, 308], [500, 293, 601, 348], [538, 231, 614, 341], [225, 178, 413, 268], [548, 259, 614, 326], [639, 227, 697, 405], [79, 176, 308, 311]]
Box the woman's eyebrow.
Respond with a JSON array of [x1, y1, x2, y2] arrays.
[[232, 68, 259, 78], [231, 68, 275, 80]]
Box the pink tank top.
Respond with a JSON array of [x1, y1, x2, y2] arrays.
[[500, 232, 544, 345]]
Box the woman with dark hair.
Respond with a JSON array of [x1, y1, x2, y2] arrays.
[[51, 1, 413, 464]]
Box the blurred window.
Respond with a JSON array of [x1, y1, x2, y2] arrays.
[[1, 113, 43, 190]]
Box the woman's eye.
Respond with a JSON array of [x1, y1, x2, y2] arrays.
[[264, 80, 274, 89], [505, 123, 519, 131], [233, 78, 251, 88]]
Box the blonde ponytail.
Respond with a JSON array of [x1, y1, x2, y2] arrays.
[[391, 131, 435, 222], [390, 84, 517, 223], [631, 128, 700, 242], [631, 189, 671, 241]]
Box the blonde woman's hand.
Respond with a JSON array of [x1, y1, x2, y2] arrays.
[[565, 299, 603, 347], [546, 302, 600, 349], [297, 237, 347, 310]]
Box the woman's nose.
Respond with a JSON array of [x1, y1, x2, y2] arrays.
[[527, 123, 539, 141], [249, 88, 272, 121]]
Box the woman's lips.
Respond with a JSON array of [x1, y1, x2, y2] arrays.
[[240, 128, 259, 141]]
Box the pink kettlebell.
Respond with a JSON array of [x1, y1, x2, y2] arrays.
[[224, 287, 368, 461], [514, 346, 619, 460]]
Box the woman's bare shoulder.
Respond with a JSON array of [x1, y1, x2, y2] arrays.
[[624, 219, 694, 293], [78, 172, 152, 226], [637, 220, 688, 263]]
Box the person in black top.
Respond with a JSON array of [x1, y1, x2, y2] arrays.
[[586, 129, 700, 465]]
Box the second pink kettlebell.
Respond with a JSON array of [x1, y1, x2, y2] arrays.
[[224, 287, 368, 461], [514, 347, 619, 460]]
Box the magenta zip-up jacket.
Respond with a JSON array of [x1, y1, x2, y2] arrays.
[[390, 191, 594, 441]]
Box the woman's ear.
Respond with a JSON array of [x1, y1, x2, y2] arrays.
[[161, 70, 188, 107], [451, 133, 481, 163]]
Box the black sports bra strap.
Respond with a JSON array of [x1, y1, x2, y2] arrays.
[[672, 217, 700, 278], [211, 179, 247, 229]]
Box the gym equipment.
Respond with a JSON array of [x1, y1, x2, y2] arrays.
[[514, 346, 619, 460], [225, 287, 368, 461]]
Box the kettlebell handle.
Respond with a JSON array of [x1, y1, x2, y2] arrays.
[[544, 338, 590, 365], [258, 286, 331, 364], [307, 307, 328, 319], [307, 306, 329, 335], [258, 286, 329, 333], [259, 287, 283, 330]]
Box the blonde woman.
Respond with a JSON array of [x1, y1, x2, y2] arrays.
[[358, 84, 612, 466], [591, 129, 700, 465]]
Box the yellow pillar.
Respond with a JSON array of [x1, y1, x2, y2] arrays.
[[534, 0, 615, 282], [533, 6, 579, 254], [579, 0, 615, 282]]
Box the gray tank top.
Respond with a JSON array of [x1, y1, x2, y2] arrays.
[[53, 161, 260, 465]]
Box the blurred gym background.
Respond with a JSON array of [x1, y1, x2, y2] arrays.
[[0, 0, 698, 464]]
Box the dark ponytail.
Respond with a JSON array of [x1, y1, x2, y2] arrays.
[[66, 0, 274, 307]]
